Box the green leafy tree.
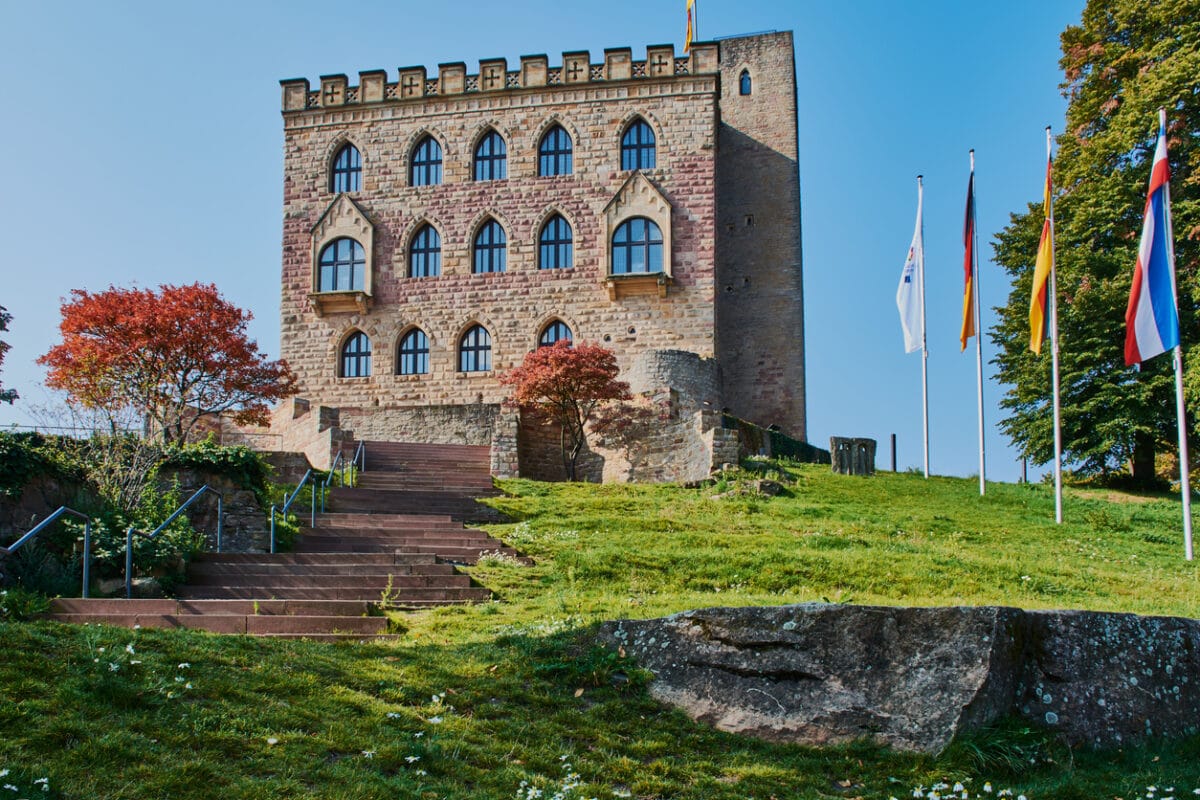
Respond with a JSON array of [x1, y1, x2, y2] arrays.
[[0, 305, 16, 404], [991, 0, 1199, 483]]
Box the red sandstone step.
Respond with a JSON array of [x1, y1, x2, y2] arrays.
[[175, 586, 491, 602], [50, 598, 376, 616], [185, 574, 471, 589], [192, 552, 439, 566], [188, 562, 459, 577]]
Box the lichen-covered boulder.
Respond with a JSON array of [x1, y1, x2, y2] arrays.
[[601, 603, 1026, 753]]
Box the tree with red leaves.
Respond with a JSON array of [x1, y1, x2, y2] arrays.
[[39, 283, 297, 443], [500, 340, 631, 481]]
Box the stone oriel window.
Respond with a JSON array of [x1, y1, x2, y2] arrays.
[[538, 215, 573, 269], [458, 325, 492, 372], [473, 220, 507, 274], [331, 143, 361, 193], [397, 329, 429, 375], [473, 131, 507, 181], [340, 331, 372, 378], [410, 135, 443, 186], [611, 217, 663, 274], [538, 126, 573, 176], [538, 320, 572, 347], [620, 119, 656, 171], [739, 69, 752, 96], [409, 224, 442, 278], [318, 238, 366, 292]]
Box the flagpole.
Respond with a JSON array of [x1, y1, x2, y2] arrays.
[[971, 149, 986, 496], [1047, 127, 1064, 524], [1157, 107, 1193, 560], [918, 175, 930, 479]]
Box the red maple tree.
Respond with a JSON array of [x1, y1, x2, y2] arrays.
[[39, 283, 297, 443], [500, 340, 631, 481]]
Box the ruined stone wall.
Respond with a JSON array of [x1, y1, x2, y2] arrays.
[[337, 403, 500, 446], [714, 32, 807, 439]]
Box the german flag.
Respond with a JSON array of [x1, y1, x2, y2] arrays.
[[685, 0, 695, 53], [960, 172, 976, 351]]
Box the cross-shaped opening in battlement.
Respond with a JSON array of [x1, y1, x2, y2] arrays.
[[651, 54, 670, 72], [483, 70, 501, 88], [323, 84, 340, 103], [566, 62, 584, 80], [402, 75, 420, 94]]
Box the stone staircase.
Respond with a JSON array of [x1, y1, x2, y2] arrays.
[[44, 441, 518, 639]]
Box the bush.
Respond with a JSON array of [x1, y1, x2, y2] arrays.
[[162, 437, 272, 502], [0, 432, 84, 496]]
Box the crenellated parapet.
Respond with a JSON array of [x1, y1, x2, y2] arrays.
[[280, 42, 719, 112]]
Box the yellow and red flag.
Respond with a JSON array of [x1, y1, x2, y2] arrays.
[[1029, 151, 1054, 354], [960, 172, 976, 351], [685, 0, 696, 53]]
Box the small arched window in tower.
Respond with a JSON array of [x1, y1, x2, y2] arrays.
[[318, 238, 366, 292], [331, 143, 361, 193], [538, 125, 573, 176], [620, 119, 656, 171], [473, 220, 507, 274], [340, 331, 372, 378], [397, 329, 429, 375], [459, 325, 492, 372], [473, 130, 507, 181], [409, 225, 441, 278], [538, 215, 574, 269], [539, 320, 573, 347], [410, 135, 443, 186], [739, 69, 752, 96], [612, 217, 664, 275]]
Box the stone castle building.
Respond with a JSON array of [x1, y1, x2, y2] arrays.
[[267, 31, 806, 482]]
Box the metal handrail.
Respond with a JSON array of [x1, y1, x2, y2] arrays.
[[351, 440, 366, 474], [124, 485, 223, 599], [0, 506, 92, 597], [269, 469, 316, 554], [320, 450, 344, 513]]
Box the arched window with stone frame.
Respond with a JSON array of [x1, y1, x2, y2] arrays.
[[318, 237, 366, 292], [396, 328, 430, 375], [340, 331, 372, 378], [330, 142, 362, 193], [410, 135, 443, 186], [458, 325, 492, 372], [620, 118, 656, 171], [409, 224, 442, 278], [538, 125, 573, 177], [473, 130, 507, 181], [538, 215, 573, 270], [611, 217, 664, 275], [739, 69, 752, 96], [472, 219, 507, 274], [538, 320, 573, 347]]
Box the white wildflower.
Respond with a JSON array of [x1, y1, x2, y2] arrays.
[[266, 737, 279, 746], [361, 750, 375, 759], [108, 662, 119, 672], [125, 643, 135, 654], [386, 712, 402, 719], [0, 771, 7, 778], [178, 663, 190, 669], [427, 716, 443, 724], [405, 755, 421, 763]]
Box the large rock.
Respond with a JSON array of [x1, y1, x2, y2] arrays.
[[599, 603, 1200, 753]]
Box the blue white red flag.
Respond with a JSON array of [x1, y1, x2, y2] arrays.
[[1125, 116, 1179, 366]]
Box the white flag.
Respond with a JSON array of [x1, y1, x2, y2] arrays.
[[896, 188, 924, 353]]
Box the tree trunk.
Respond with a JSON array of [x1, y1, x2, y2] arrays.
[[1131, 431, 1156, 487]]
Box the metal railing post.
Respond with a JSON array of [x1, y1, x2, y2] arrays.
[[310, 474, 316, 527], [125, 527, 135, 599], [270, 506, 277, 554], [216, 495, 224, 552], [82, 521, 92, 598]]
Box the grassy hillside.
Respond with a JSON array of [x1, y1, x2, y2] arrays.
[[1, 463, 1198, 799]]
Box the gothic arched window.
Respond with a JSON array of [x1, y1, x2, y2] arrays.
[[538, 320, 573, 347], [473, 220, 507, 274], [473, 130, 507, 181], [409, 225, 441, 278], [620, 119, 656, 171], [459, 325, 492, 372], [397, 329, 429, 375], [340, 331, 372, 378], [331, 143, 361, 192], [538, 125, 573, 176], [538, 215, 573, 270], [410, 135, 443, 186]]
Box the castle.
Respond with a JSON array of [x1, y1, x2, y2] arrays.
[[266, 31, 806, 482]]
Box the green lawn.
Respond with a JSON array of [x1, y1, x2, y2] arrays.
[[2, 463, 1199, 799]]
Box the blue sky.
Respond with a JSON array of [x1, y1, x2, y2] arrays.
[[0, 0, 1085, 482]]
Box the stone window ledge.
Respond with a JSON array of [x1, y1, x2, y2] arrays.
[[605, 272, 672, 300], [308, 291, 371, 316]]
